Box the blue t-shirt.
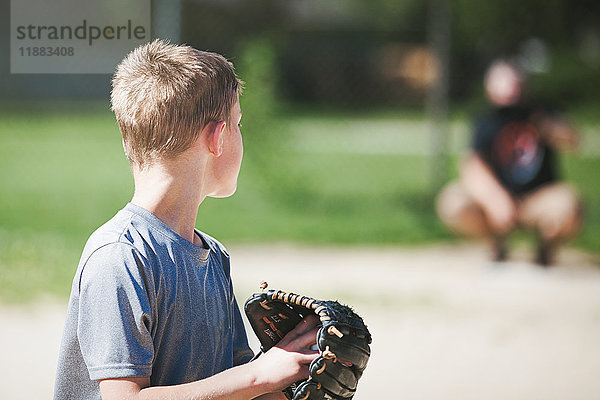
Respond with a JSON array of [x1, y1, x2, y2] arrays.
[[54, 203, 253, 400]]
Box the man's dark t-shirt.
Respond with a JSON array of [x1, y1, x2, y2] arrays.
[[472, 105, 558, 195]]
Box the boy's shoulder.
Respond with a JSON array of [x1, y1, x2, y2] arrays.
[[82, 205, 137, 254], [76, 203, 233, 285], [74, 205, 143, 283], [80, 203, 230, 268]]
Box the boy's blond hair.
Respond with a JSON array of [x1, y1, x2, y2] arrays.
[[111, 39, 242, 167]]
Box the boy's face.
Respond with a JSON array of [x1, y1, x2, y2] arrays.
[[210, 97, 243, 198]]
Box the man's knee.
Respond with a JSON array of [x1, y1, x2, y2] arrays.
[[436, 181, 489, 237], [519, 183, 583, 242]]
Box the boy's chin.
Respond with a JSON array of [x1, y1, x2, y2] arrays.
[[208, 185, 237, 199]]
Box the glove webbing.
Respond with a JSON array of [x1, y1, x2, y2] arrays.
[[263, 289, 345, 355]]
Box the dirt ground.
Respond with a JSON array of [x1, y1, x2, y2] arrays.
[[2, 243, 600, 399]]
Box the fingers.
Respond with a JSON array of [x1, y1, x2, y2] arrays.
[[292, 315, 320, 336], [278, 327, 320, 355], [278, 315, 320, 347], [294, 326, 320, 349], [296, 349, 320, 365]]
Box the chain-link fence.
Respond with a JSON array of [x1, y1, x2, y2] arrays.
[[1, 0, 599, 248]]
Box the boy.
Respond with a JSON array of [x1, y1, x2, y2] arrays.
[[54, 39, 319, 400]]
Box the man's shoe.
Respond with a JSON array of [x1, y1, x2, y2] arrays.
[[535, 242, 554, 267], [492, 240, 507, 262]]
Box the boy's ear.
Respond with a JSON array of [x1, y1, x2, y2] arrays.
[[207, 121, 227, 157]]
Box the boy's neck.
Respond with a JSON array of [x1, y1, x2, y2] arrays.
[[130, 160, 207, 246]]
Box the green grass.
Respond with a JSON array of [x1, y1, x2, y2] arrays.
[[200, 152, 448, 244], [561, 155, 600, 251], [0, 102, 598, 302], [0, 104, 132, 301]]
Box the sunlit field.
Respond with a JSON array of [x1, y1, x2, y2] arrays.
[[1, 102, 598, 301]]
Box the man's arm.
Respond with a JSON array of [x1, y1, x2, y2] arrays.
[[99, 316, 319, 400], [460, 152, 517, 235], [532, 111, 579, 151]]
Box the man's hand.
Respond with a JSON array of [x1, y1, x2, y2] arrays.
[[532, 112, 579, 151], [483, 195, 517, 235]]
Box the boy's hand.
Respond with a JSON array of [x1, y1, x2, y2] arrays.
[[252, 315, 320, 393], [244, 289, 372, 400]]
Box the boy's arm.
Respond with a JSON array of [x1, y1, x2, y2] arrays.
[[100, 364, 286, 400], [99, 316, 319, 400], [254, 393, 287, 400]]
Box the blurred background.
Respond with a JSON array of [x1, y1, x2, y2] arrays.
[[2, 1, 600, 399], [1, 0, 599, 302]]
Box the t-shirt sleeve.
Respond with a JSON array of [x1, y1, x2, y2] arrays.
[[205, 235, 254, 367], [472, 113, 495, 155], [77, 242, 155, 381], [231, 295, 254, 366]]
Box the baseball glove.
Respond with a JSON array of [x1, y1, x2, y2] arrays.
[[244, 285, 372, 400]]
